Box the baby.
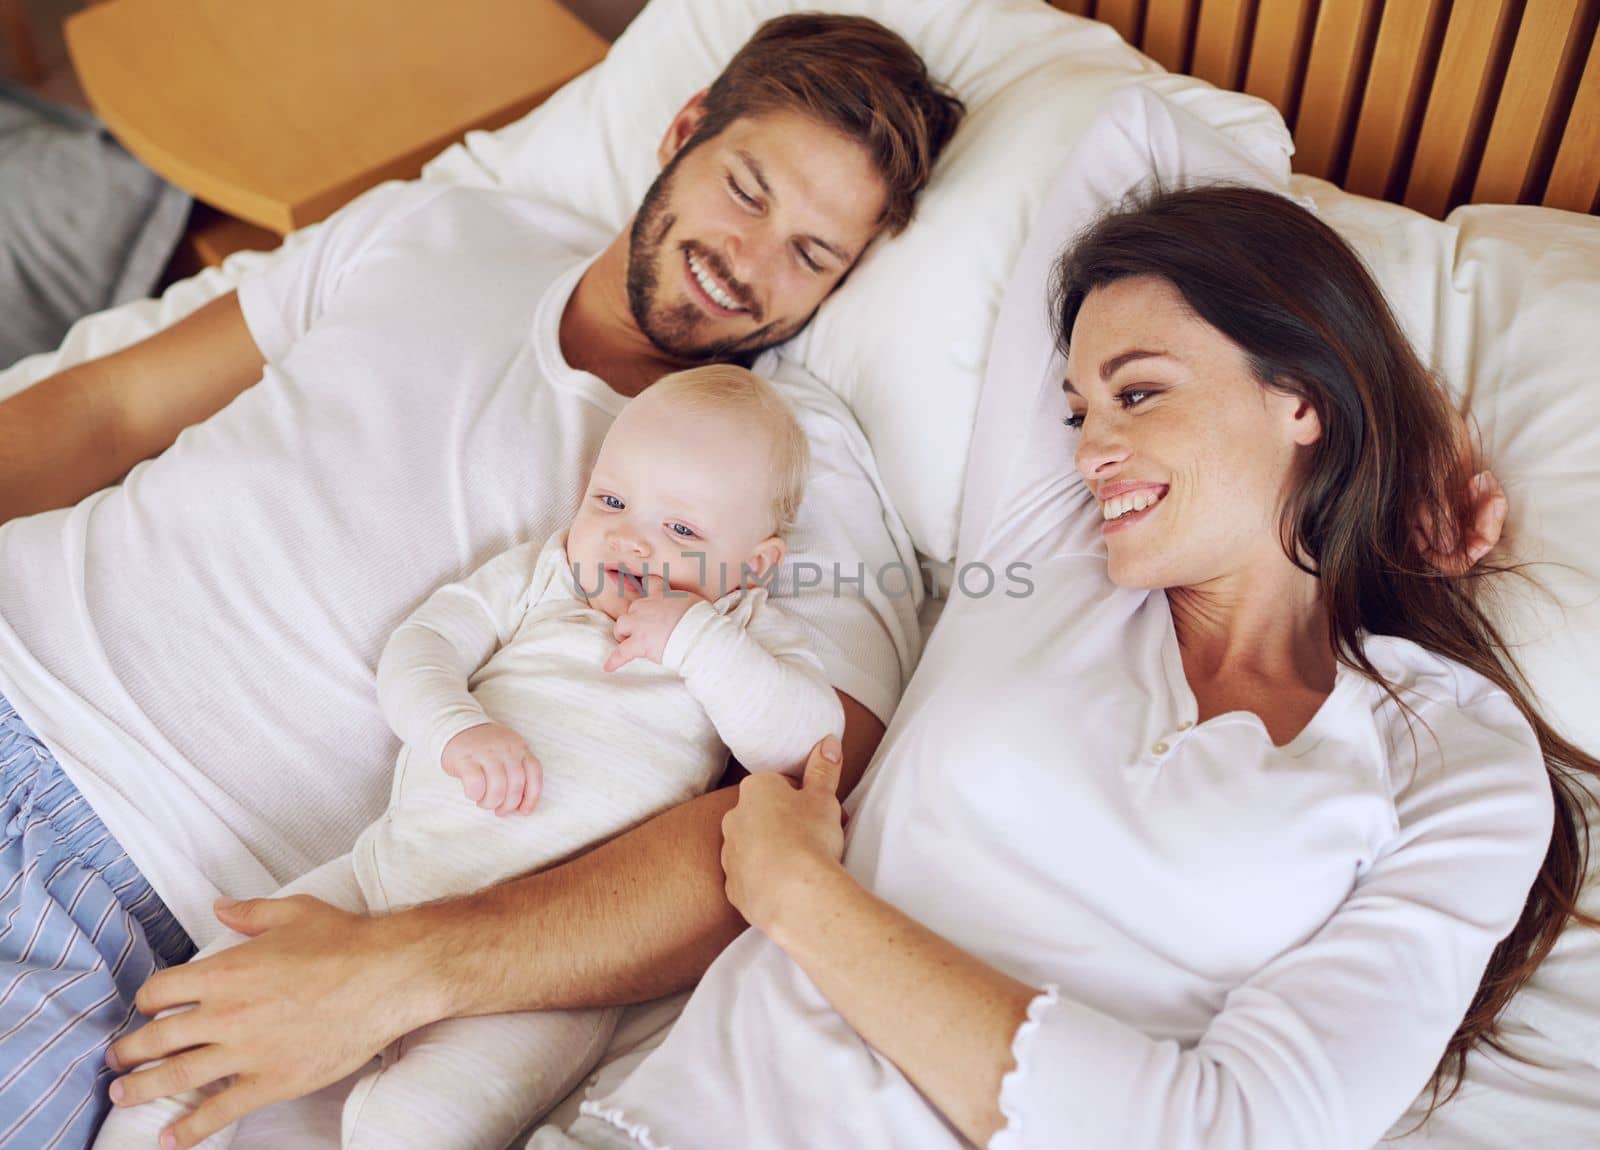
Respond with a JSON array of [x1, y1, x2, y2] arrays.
[[95, 365, 845, 1150]]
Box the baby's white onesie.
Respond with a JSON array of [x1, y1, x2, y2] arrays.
[[95, 530, 844, 1150]]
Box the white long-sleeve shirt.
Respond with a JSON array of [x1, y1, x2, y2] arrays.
[[357, 530, 844, 909], [562, 88, 1554, 1150]]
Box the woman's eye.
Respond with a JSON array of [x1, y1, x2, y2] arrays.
[[600, 495, 624, 510], [726, 175, 759, 208], [669, 523, 698, 539], [1118, 388, 1155, 409], [1062, 413, 1085, 430]]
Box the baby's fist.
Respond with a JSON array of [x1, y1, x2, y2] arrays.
[[605, 577, 702, 672], [441, 723, 543, 816]]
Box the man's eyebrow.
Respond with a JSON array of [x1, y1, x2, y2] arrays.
[[737, 150, 773, 199], [738, 149, 853, 265]]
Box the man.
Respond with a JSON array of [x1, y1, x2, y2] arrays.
[[0, 14, 964, 1148]]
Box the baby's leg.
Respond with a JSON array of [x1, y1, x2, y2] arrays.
[[92, 857, 368, 1150], [340, 1006, 619, 1150]]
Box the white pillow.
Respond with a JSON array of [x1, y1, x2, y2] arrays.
[[1295, 174, 1600, 1076], [423, 0, 1292, 562]]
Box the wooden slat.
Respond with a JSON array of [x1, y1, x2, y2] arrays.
[[1545, 31, 1600, 210], [1294, 0, 1382, 180], [1404, 0, 1520, 216], [0, 0, 42, 86], [1191, 0, 1255, 91], [1097, 0, 1144, 43], [1050, 0, 1095, 16], [1144, 0, 1198, 72], [1473, 0, 1592, 204], [1345, 0, 1448, 199], [1241, 0, 1315, 118]]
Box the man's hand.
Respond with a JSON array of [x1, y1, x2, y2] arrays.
[[106, 895, 430, 1150], [604, 576, 702, 672], [441, 722, 542, 816]]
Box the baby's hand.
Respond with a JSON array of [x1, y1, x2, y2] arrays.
[[440, 723, 542, 816], [605, 576, 703, 672]]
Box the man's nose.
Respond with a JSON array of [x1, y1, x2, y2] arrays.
[[724, 225, 779, 288]]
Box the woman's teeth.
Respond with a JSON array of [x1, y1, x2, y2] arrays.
[[688, 253, 743, 312], [1101, 489, 1164, 521]]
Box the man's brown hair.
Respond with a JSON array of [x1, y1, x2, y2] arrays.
[[691, 12, 965, 235]]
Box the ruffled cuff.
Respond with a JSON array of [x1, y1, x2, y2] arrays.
[[989, 983, 1063, 1150], [578, 1100, 674, 1150]]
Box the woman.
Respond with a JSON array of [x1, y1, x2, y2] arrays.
[[533, 96, 1595, 1150]]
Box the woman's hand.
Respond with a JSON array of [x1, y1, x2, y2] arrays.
[[720, 734, 847, 937]]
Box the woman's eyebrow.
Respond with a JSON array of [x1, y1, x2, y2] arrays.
[[1100, 349, 1170, 379], [1062, 348, 1173, 393]]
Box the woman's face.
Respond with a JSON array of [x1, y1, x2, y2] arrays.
[[1063, 275, 1321, 590]]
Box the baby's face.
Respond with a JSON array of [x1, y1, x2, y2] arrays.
[[568, 394, 784, 620]]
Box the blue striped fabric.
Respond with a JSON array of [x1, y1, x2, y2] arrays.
[[0, 691, 193, 1149]]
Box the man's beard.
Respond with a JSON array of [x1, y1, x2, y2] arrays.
[[625, 157, 813, 363]]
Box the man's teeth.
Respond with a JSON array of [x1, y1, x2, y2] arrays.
[[1101, 489, 1163, 521], [688, 253, 743, 312]]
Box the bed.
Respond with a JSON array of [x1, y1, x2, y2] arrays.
[[1, 0, 1596, 1145]]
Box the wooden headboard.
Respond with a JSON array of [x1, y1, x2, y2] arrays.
[[1048, 0, 1600, 217]]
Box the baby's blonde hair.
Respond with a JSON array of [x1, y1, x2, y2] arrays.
[[646, 365, 809, 537]]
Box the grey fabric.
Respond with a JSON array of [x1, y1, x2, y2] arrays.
[[0, 83, 191, 371]]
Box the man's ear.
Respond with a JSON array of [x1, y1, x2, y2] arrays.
[[659, 90, 710, 167], [742, 536, 786, 584]]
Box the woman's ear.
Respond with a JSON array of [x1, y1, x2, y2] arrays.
[[1291, 397, 1323, 447], [658, 90, 710, 167], [1274, 391, 1323, 447], [742, 536, 787, 585]]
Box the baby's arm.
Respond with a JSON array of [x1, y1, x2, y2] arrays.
[[661, 594, 847, 776], [376, 539, 545, 808]]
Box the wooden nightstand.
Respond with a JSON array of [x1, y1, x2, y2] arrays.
[[66, 0, 608, 263]]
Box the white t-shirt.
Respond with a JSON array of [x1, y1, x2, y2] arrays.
[[0, 184, 919, 944], [565, 90, 1554, 1150]]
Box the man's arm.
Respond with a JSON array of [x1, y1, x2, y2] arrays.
[[0, 291, 265, 523], [106, 690, 885, 1149]]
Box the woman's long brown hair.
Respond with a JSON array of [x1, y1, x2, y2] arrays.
[[1050, 184, 1598, 1109]]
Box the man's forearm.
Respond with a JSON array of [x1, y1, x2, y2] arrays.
[[405, 783, 744, 1017], [388, 690, 884, 1019]]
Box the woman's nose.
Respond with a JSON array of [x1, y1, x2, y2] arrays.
[[1074, 416, 1131, 477]]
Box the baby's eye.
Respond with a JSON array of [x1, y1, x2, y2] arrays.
[[599, 495, 625, 510], [669, 523, 698, 539]]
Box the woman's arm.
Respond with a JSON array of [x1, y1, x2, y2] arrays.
[[721, 739, 1038, 1146], [725, 689, 1553, 1150]]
